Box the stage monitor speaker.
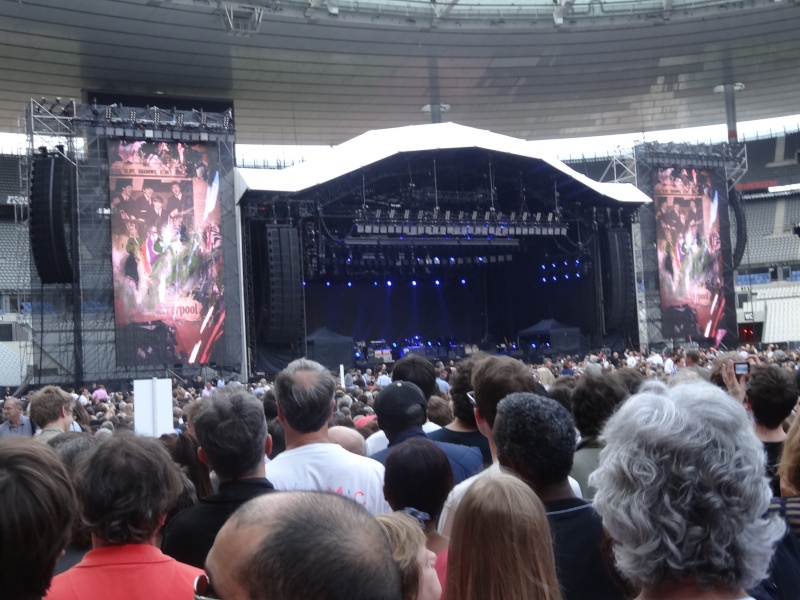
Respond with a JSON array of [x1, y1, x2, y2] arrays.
[[602, 228, 635, 332], [263, 226, 303, 345], [29, 150, 75, 284]]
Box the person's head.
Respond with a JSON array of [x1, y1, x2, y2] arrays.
[[448, 353, 489, 428], [164, 430, 214, 497], [375, 381, 428, 439], [274, 358, 336, 433], [2, 396, 23, 425], [684, 350, 702, 367], [328, 425, 366, 456], [494, 393, 576, 491], [446, 473, 561, 600], [471, 356, 539, 428], [745, 365, 799, 429], [383, 438, 454, 523], [590, 382, 785, 592], [779, 416, 800, 495], [0, 439, 76, 600], [391, 355, 438, 399], [171, 182, 181, 194], [75, 433, 183, 545], [425, 396, 453, 427], [47, 432, 98, 472], [192, 387, 270, 481], [570, 374, 627, 438], [609, 367, 644, 396], [29, 385, 74, 431], [205, 492, 402, 600], [376, 512, 441, 600]]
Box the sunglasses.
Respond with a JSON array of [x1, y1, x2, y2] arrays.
[[466, 391, 477, 407], [194, 574, 219, 600]]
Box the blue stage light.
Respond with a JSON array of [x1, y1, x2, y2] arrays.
[[302, 281, 306, 286], [347, 282, 352, 287], [411, 280, 417, 286], [542, 277, 547, 283], [387, 280, 392, 287], [326, 281, 331, 287], [564, 261, 568, 266], [541, 264, 546, 270], [552, 262, 556, 268], [461, 279, 466, 285], [552, 276, 557, 281], [374, 281, 378, 286], [575, 259, 580, 266], [427, 341, 432, 347], [392, 342, 397, 348], [565, 274, 569, 279], [576, 273, 581, 278], [434, 279, 440, 286], [355, 351, 361, 358]]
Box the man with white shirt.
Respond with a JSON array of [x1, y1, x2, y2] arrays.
[[265, 358, 390, 514]]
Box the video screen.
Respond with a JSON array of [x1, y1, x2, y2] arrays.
[[653, 167, 728, 343], [108, 140, 226, 366]]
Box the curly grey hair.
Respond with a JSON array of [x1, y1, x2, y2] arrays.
[[590, 381, 784, 591]]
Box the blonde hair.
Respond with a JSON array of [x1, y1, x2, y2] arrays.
[[779, 416, 800, 495], [446, 473, 562, 600], [376, 512, 427, 600]]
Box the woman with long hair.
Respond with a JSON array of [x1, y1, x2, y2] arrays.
[[446, 473, 562, 600]]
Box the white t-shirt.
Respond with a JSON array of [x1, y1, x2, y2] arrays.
[[265, 442, 391, 515], [437, 462, 583, 536], [365, 421, 442, 456]]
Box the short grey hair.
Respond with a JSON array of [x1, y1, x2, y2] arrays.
[[274, 358, 336, 433], [590, 381, 784, 590], [193, 386, 268, 479]]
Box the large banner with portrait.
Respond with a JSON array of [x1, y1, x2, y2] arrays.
[[108, 140, 225, 366], [653, 167, 734, 344]]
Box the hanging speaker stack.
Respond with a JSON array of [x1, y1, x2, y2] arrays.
[[29, 147, 75, 284]]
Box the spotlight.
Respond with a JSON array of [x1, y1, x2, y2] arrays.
[[347, 282, 352, 287], [374, 281, 378, 286], [552, 263, 556, 268], [435, 280, 440, 286], [541, 265, 546, 270], [326, 281, 331, 287], [563, 261, 568, 266], [552, 276, 557, 281], [387, 281, 392, 287], [412, 280, 417, 286], [302, 281, 306, 286], [542, 277, 547, 283], [461, 279, 466, 285], [565, 274, 570, 279], [576, 273, 581, 278], [575, 259, 580, 266]]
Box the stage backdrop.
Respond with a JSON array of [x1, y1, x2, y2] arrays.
[[652, 167, 735, 344], [108, 140, 226, 366]]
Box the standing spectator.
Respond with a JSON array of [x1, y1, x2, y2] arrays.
[[29, 386, 74, 444], [446, 473, 562, 600], [0, 439, 76, 600], [162, 388, 275, 568], [265, 358, 390, 514], [46, 434, 201, 600], [377, 512, 442, 600], [0, 396, 33, 437], [203, 492, 402, 600]]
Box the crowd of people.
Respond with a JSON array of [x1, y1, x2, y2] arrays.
[[2, 343, 800, 600]]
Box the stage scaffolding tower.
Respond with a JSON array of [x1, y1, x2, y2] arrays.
[[24, 99, 241, 386]]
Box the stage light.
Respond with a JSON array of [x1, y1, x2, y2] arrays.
[[427, 341, 432, 347], [541, 264, 546, 270], [552, 263, 556, 268], [326, 281, 331, 287], [576, 273, 581, 278], [552, 276, 557, 281], [374, 281, 378, 286], [563, 261, 568, 266], [347, 282, 352, 287], [355, 351, 361, 358], [575, 259, 580, 266], [387, 280, 392, 287], [302, 281, 306, 286], [478, 257, 484, 263], [392, 342, 397, 348], [565, 274, 570, 279], [412, 280, 417, 286], [542, 277, 547, 283], [435, 279, 440, 286], [450, 257, 455, 263], [461, 279, 466, 285]]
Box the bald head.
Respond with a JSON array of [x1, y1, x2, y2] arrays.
[[328, 426, 366, 456], [207, 492, 401, 600]]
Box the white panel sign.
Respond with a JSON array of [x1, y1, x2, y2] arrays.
[[133, 378, 174, 438]]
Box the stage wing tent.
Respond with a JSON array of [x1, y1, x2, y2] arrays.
[[306, 327, 353, 371]]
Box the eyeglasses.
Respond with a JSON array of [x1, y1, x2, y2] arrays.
[[194, 574, 219, 600], [466, 391, 477, 407]]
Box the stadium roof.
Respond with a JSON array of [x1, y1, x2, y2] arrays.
[[2, 0, 800, 145]]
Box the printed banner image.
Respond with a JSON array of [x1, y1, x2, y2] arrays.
[[653, 167, 728, 343], [108, 140, 225, 367]]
